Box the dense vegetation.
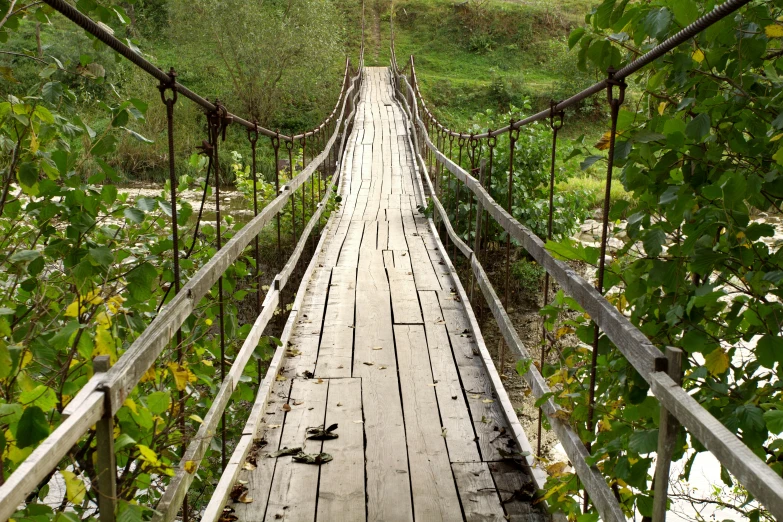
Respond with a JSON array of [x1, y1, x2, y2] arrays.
[[3, 0, 783, 521]]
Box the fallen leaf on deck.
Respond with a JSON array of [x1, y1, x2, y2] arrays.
[[306, 423, 339, 440], [267, 424, 281, 429], [372, 346, 383, 350], [242, 462, 256, 471], [363, 362, 374, 366], [276, 374, 287, 381], [353, 420, 364, 424], [292, 451, 333, 464], [238, 492, 254, 503], [270, 447, 302, 458], [482, 399, 494, 404], [317, 378, 324, 384], [229, 483, 248, 502], [336, 402, 343, 407], [379, 365, 387, 370], [293, 400, 304, 406], [470, 394, 482, 399], [282, 403, 291, 412]]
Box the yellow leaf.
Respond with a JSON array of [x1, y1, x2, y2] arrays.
[[658, 102, 667, 116], [765, 24, 783, 38], [771, 133, 783, 142], [168, 362, 197, 391], [555, 326, 573, 340], [61, 470, 86, 505], [140, 365, 157, 383], [594, 131, 613, 151], [184, 460, 197, 474], [124, 398, 138, 415], [64, 300, 82, 318], [29, 129, 39, 154], [21, 351, 33, 369], [95, 311, 112, 328], [692, 49, 705, 63], [598, 416, 612, 432], [93, 326, 117, 363], [136, 444, 159, 465], [547, 462, 568, 476], [705, 348, 730, 376]]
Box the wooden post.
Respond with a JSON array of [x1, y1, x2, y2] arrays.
[[652, 347, 682, 522], [470, 159, 487, 302], [93, 356, 117, 522]]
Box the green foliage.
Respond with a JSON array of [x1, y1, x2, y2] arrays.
[[512, 258, 545, 296], [0, 1, 342, 519], [542, 0, 783, 518], [439, 106, 590, 245]]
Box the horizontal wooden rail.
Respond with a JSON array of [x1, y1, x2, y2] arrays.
[[0, 67, 362, 522], [393, 70, 783, 520]]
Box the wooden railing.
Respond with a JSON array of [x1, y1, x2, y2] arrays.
[[389, 1, 783, 515], [0, 2, 364, 521]]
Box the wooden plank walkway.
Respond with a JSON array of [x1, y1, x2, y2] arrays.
[[231, 68, 545, 522]]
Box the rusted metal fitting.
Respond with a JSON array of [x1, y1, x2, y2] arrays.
[[157, 67, 178, 105], [509, 119, 520, 141], [487, 131, 497, 149], [549, 101, 565, 131], [457, 135, 466, 148], [248, 121, 260, 145], [606, 67, 627, 106], [196, 139, 213, 156], [271, 131, 281, 150]]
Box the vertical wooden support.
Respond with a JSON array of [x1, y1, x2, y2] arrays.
[[470, 159, 487, 302], [652, 347, 682, 522], [94, 355, 116, 522]]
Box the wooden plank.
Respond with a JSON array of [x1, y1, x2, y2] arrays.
[[337, 221, 364, 267], [418, 291, 481, 463], [377, 220, 389, 250], [387, 216, 407, 250], [233, 379, 292, 522], [353, 248, 413, 522], [452, 462, 506, 522], [383, 250, 395, 269], [395, 325, 463, 522], [488, 462, 547, 522], [264, 378, 329, 522], [406, 233, 442, 291], [316, 267, 356, 377], [388, 267, 422, 324], [317, 378, 365, 522], [393, 250, 412, 271]]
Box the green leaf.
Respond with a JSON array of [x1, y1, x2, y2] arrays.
[[42, 82, 63, 105], [20, 385, 58, 412], [123, 207, 145, 224], [91, 135, 117, 157], [123, 127, 154, 143], [764, 410, 783, 434], [580, 155, 603, 171], [685, 113, 711, 141], [145, 391, 171, 415], [629, 429, 658, 454], [642, 228, 667, 257], [89, 246, 114, 267], [568, 28, 585, 49], [668, 0, 699, 26], [126, 262, 158, 302], [644, 8, 672, 39], [9, 250, 41, 263], [756, 335, 783, 368], [16, 406, 50, 448]]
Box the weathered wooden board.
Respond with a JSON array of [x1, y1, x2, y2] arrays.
[[395, 324, 463, 521], [316, 267, 356, 377], [418, 291, 481, 463], [317, 378, 365, 522], [264, 378, 329, 521], [388, 267, 422, 324], [452, 462, 506, 521]]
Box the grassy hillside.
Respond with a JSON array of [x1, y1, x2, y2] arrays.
[[365, 0, 602, 132]]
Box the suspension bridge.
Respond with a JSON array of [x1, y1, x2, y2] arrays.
[[2, 0, 783, 521]]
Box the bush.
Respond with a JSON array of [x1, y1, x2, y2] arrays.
[[512, 258, 544, 295]]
